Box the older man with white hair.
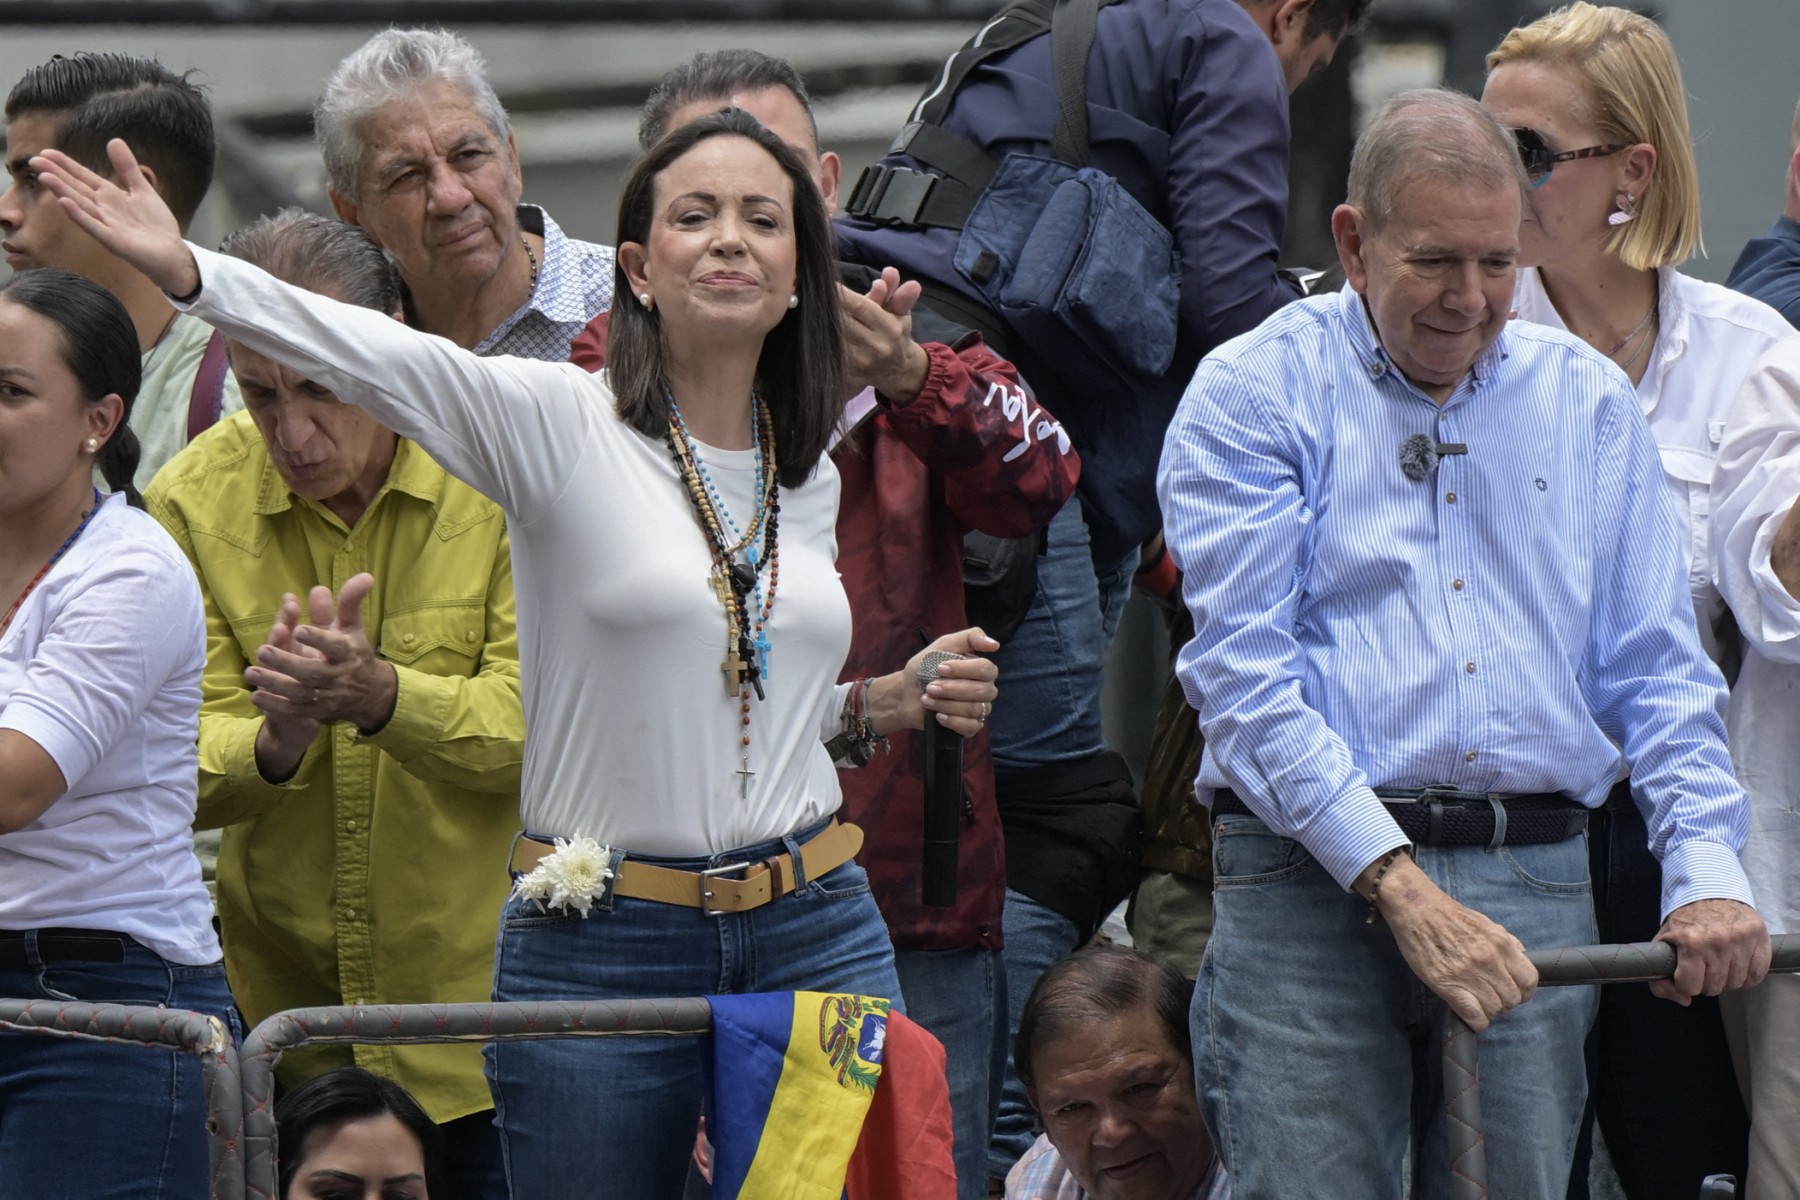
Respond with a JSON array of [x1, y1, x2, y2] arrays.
[[315, 27, 613, 357], [1157, 87, 1769, 1196]]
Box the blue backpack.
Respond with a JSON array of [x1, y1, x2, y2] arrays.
[[843, 0, 1180, 387]]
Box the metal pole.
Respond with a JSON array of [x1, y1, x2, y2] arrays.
[[237, 997, 715, 1200], [0, 1000, 245, 1200], [1445, 933, 1800, 1199]]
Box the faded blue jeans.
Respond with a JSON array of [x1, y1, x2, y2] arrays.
[[486, 820, 903, 1200], [1195, 815, 1599, 1199], [895, 947, 1006, 1200], [0, 933, 239, 1200]]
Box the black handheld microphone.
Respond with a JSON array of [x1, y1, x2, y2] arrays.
[[919, 650, 968, 908]]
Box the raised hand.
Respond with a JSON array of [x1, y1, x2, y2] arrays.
[[839, 265, 930, 404], [30, 139, 200, 297]]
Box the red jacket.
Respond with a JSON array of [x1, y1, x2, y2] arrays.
[[567, 315, 1078, 950]]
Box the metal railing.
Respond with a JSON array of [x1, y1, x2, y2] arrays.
[[1445, 933, 1800, 1200], [0, 999, 245, 1199]]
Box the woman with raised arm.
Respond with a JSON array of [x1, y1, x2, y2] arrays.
[[33, 110, 998, 1199], [1482, 7, 1792, 1197], [0, 268, 236, 1198]]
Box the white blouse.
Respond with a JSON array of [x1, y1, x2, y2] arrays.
[[0, 494, 219, 964], [1514, 267, 1794, 661], [178, 245, 853, 857]]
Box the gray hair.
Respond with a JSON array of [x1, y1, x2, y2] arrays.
[[313, 27, 511, 201], [1347, 87, 1528, 230], [219, 208, 403, 314]]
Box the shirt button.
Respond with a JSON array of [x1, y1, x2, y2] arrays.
[[1452, 579, 1465, 591], [1446, 492, 1457, 504], [466, 630, 478, 642], [344, 819, 357, 833], [1369, 361, 1385, 378], [1465, 662, 1477, 674], [402, 632, 416, 645], [343, 908, 358, 921], [1465, 751, 1478, 763]]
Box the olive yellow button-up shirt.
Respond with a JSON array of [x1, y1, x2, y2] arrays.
[[146, 411, 523, 1123]]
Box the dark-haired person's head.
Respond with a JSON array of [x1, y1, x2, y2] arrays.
[[0, 267, 143, 510], [0, 53, 214, 285], [1015, 945, 1213, 1200], [1239, 0, 1369, 93], [609, 107, 843, 489], [638, 50, 840, 214], [275, 1066, 444, 1200], [219, 210, 404, 522]]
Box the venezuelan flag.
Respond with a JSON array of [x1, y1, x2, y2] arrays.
[[705, 992, 890, 1200]]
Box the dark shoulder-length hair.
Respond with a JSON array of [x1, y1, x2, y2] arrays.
[[608, 106, 843, 489], [275, 1066, 446, 1198], [0, 268, 144, 506]]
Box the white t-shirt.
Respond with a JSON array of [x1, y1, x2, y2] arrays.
[[0, 494, 218, 964], [1514, 267, 1793, 659], [181, 245, 853, 857]]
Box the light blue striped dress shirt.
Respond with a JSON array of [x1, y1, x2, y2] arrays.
[[1156, 285, 1753, 919]]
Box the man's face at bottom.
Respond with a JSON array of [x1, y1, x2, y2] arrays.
[[1030, 1010, 1213, 1200], [0, 112, 119, 281]]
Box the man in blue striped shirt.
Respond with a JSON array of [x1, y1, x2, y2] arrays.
[[1157, 88, 1769, 1197]]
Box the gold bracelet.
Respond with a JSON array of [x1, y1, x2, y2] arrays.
[[1363, 846, 1412, 925]]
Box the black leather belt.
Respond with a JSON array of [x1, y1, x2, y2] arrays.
[[0, 928, 128, 969], [1212, 787, 1587, 848]]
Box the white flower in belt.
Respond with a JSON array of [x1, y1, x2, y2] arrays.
[[513, 837, 616, 917]]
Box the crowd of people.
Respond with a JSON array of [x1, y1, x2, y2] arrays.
[[2, 1, 1799, 1198]]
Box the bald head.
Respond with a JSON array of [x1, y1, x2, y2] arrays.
[[1346, 87, 1527, 232]]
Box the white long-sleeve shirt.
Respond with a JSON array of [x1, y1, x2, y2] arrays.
[[1712, 333, 1800, 934], [1514, 267, 1793, 662], [179, 245, 852, 857]]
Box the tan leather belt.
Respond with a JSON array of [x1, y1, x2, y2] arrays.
[[510, 819, 864, 916]]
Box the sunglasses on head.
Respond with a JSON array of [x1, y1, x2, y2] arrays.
[[1511, 126, 1632, 190]]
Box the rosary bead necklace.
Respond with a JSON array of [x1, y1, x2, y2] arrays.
[[665, 393, 780, 798]]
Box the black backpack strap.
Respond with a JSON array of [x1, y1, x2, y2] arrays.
[[1049, 0, 1102, 167]]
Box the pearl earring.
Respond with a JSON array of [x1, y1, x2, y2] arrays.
[[638, 292, 654, 311], [1608, 192, 1638, 227], [85, 438, 98, 453], [787, 293, 799, 310]]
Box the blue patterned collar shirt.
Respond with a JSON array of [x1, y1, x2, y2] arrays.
[[473, 204, 615, 361], [1156, 284, 1754, 919], [1006, 1134, 1231, 1199]]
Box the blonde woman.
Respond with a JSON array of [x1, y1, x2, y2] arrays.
[[1484, 7, 1791, 1196]]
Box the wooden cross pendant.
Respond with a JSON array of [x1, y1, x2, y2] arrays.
[[722, 645, 747, 696]]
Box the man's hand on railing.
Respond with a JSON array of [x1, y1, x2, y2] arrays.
[[1650, 898, 1771, 1005]]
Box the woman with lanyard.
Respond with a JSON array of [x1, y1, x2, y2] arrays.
[[0, 268, 234, 1197], [1483, 7, 1793, 1197], [30, 109, 1000, 1197]]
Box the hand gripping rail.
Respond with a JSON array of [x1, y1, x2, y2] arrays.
[[0, 999, 244, 1198], [1445, 933, 1800, 1200], [237, 998, 715, 1200]]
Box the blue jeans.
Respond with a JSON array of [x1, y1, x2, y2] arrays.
[[988, 887, 1082, 1180], [987, 497, 1138, 771], [1195, 816, 1599, 1199], [0, 934, 239, 1200], [895, 948, 1005, 1200], [486, 824, 903, 1200]]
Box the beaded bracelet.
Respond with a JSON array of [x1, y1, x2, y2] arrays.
[[823, 677, 887, 766], [1362, 845, 1413, 925]]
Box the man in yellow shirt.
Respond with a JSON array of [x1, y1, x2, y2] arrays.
[[145, 210, 522, 1200]]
